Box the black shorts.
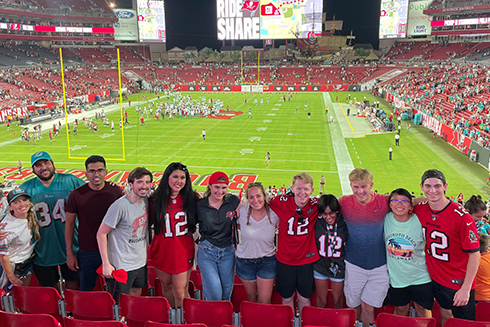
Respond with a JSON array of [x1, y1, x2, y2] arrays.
[[432, 280, 476, 320], [388, 282, 434, 310], [275, 260, 314, 299], [106, 265, 147, 303], [33, 263, 79, 287]]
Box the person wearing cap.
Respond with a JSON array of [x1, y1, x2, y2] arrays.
[[0, 188, 40, 290], [339, 168, 390, 327], [196, 171, 240, 301], [65, 155, 123, 291], [18, 151, 84, 289], [97, 167, 153, 302], [413, 169, 480, 324]]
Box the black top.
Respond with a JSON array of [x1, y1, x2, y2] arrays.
[[197, 194, 240, 248]]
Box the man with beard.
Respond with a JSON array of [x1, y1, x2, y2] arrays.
[[20, 151, 84, 288]]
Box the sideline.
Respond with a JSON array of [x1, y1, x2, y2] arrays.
[[323, 93, 354, 195]]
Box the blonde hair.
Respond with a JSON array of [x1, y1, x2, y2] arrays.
[[244, 182, 272, 225], [292, 172, 314, 188], [9, 202, 40, 241], [203, 176, 229, 197], [349, 168, 373, 184], [480, 232, 489, 253]]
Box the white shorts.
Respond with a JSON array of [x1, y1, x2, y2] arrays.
[[344, 261, 389, 308]]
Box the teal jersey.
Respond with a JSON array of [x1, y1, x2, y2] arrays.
[[21, 173, 85, 266]]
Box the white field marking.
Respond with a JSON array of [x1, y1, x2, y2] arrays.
[[272, 108, 279, 111], [240, 149, 254, 155], [267, 113, 276, 116], [100, 133, 115, 139], [70, 145, 88, 151], [249, 137, 261, 142], [256, 127, 268, 131], [323, 92, 354, 195], [275, 103, 282, 106], [263, 120, 272, 123]]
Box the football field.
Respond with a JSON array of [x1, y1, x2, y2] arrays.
[[1, 91, 489, 200]]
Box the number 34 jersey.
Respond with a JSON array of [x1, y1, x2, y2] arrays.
[[21, 173, 85, 267], [413, 201, 480, 290], [269, 195, 319, 266]]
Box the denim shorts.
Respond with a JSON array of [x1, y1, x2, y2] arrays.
[[314, 270, 344, 283], [236, 255, 276, 281]]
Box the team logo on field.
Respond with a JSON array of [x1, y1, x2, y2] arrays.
[[469, 230, 478, 243]]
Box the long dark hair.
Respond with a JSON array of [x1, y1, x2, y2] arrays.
[[464, 195, 486, 214], [153, 162, 197, 235]]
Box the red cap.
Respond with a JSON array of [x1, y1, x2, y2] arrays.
[[208, 171, 229, 185]]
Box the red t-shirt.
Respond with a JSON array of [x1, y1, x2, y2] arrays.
[[414, 201, 480, 290], [269, 195, 319, 266], [151, 194, 194, 274]]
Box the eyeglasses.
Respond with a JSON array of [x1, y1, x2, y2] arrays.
[[390, 199, 409, 203], [296, 208, 304, 224], [322, 211, 338, 217], [87, 168, 107, 175]]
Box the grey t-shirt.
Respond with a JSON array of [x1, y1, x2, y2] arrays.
[[102, 195, 148, 271]]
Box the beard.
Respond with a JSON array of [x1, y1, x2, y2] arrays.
[[35, 165, 55, 181]]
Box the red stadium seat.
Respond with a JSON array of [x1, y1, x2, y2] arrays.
[[240, 301, 294, 327], [119, 294, 170, 327], [301, 306, 356, 327], [145, 323, 207, 327], [190, 270, 203, 298], [443, 318, 490, 327], [64, 289, 115, 321], [0, 310, 61, 327], [476, 302, 490, 322], [65, 317, 126, 327], [12, 285, 63, 323], [183, 298, 233, 327], [376, 313, 436, 327], [231, 283, 248, 312]]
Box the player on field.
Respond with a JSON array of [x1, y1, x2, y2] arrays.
[[97, 167, 152, 302], [150, 162, 198, 308], [269, 173, 319, 314], [202, 129, 206, 141], [19, 151, 85, 288], [65, 155, 123, 291], [339, 168, 390, 327], [413, 169, 480, 324]]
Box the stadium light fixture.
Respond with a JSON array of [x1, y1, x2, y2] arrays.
[[110, 2, 115, 8]]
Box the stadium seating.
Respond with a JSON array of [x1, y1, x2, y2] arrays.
[[231, 283, 248, 312], [301, 306, 356, 327], [476, 302, 490, 322], [0, 310, 61, 327], [443, 318, 490, 327], [119, 293, 171, 327], [64, 289, 116, 321], [64, 317, 126, 327], [12, 285, 63, 323], [145, 323, 207, 327], [240, 301, 294, 327], [183, 298, 233, 327], [376, 313, 436, 327]]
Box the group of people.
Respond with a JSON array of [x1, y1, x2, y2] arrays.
[[0, 152, 488, 327]]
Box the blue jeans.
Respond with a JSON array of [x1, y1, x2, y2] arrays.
[[78, 250, 102, 291], [197, 239, 235, 301]]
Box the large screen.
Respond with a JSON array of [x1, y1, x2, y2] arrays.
[[407, 0, 431, 37], [217, 0, 323, 40], [137, 0, 166, 43], [114, 9, 138, 41], [379, 0, 409, 39]]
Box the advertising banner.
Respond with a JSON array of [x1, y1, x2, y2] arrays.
[[114, 9, 138, 41], [407, 0, 432, 37]]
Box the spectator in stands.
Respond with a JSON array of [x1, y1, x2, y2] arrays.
[[314, 194, 347, 309], [339, 168, 390, 327], [19, 151, 84, 289], [476, 233, 490, 303], [236, 182, 279, 304], [150, 162, 198, 308], [65, 155, 123, 291], [414, 169, 480, 324], [97, 167, 152, 302], [384, 188, 433, 317], [0, 188, 40, 290], [196, 171, 239, 301]]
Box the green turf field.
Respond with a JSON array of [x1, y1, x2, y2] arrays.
[[1, 91, 489, 200]]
